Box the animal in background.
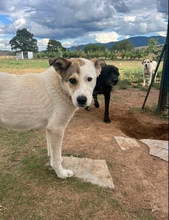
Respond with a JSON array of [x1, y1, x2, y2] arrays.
[[142, 59, 157, 86], [86, 64, 119, 123]]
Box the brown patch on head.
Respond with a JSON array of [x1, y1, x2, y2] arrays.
[[49, 57, 82, 83], [94, 59, 106, 76], [49, 57, 71, 76], [62, 62, 80, 82], [70, 58, 85, 66], [67, 73, 80, 92]]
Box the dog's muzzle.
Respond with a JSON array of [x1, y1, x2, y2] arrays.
[[109, 79, 118, 86], [77, 95, 87, 107], [112, 79, 118, 86]]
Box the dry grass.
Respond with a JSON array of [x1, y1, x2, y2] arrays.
[[0, 127, 155, 220]]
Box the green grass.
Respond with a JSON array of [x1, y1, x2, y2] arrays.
[[0, 126, 155, 220], [0, 58, 163, 92], [0, 59, 49, 72]]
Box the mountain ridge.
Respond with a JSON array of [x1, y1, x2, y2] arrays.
[[68, 35, 166, 51]]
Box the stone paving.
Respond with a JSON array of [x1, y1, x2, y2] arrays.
[[62, 137, 168, 188], [63, 156, 114, 188], [140, 139, 168, 161]]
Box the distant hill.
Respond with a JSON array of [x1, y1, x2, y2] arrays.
[[68, 36, 166, 51], [0, 50, 14, 56]]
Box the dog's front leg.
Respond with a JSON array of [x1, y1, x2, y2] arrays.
[[143, 73, 146, 86], [154, 73, 157, 83], [93, 93, 100, 108], [104, 92, 111, 123], [148, 72, 152, 86], [46, 128, 73, 179]]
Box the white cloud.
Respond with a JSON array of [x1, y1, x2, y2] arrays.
[[37, 38, 49, 51], [156, 31, 167, 37], [123, 16, 136, 22], [12, 18, 26, 29], [0, 0, 168, 50], [92, 31, 119, 43], [61, 40, 75, 48]]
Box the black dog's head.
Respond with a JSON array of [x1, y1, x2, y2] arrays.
[[97, 64, 119, 88], [104, 65, 119, 86]]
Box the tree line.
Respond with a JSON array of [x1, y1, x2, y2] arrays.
[[9, 28, 161, 60]]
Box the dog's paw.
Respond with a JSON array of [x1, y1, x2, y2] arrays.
[[85, 106, 91, 111], [57, 169, 73, 179], [94, 102, 99, 108], [104, 118, 111, 123]]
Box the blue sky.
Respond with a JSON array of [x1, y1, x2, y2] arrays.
[[0, 0, 168, 51]]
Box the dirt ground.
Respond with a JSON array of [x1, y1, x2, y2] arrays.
[[62, 86, 168, 220]]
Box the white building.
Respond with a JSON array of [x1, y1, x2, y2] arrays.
[[16, 51, 33, 60]]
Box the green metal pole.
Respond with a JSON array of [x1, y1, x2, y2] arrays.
[[157, 27, 169, 113]]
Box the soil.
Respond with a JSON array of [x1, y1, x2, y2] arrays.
[[62, 86, 168, 220]]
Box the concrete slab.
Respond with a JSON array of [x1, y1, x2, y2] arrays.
[[114, 136, 140, 151], [140, 139, 168, 161], [62, 156, 114, 188]]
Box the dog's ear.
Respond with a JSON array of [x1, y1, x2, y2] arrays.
[[49, 58, 71, 75], [142, 61, 144, 64], [94, 59, 106, 76]]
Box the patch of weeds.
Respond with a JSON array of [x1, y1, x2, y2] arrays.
[[20, 150, 54, 182], [159, 108, 169, 120], [0, 128, 33, 147], [0, 172, 17, 199], [129, 107, 142, 113], [152, 82, 160, 89], [67, 177, 95, 191], [132, 84, 150, 91], [143, 104, 158, 113], [118, 79, 131, 89], [111, 94, 122, 102], [132, 84, 143, 89], [134, 209, 154, 220]]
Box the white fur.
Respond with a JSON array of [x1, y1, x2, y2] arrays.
[[142, 59, 157, 86], [0, 58, 105, 179]]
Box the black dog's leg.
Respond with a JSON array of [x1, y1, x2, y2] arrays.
[[104, 92, 111, 123], [93, 93, 99, 108]]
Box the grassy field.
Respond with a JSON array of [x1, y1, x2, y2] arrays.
[[0, 58, 163, 87], [0, 58, 164, 220]]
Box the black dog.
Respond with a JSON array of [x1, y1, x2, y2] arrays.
[[86, 64, 119, 123]]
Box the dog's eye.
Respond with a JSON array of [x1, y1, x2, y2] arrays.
[[69, 78, 77, 85], [87, 77, 92, 82]]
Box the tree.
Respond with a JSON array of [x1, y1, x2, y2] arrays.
[[111, 40, 134, 52], [84, 44, 107, 53], [9, 28, 38, 52], [46, 39, 66, 55], [147, 38, 159, 53]]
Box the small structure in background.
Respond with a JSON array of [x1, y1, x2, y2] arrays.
[[16, 51, 33, 60]]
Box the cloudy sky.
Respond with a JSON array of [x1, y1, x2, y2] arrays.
[[0, 0, 168, 51]]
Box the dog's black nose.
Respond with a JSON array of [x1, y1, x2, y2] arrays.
[[113, 79, 118, 85], [77, 96, 87, 106]]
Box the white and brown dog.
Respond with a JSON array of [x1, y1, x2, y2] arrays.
[[142, 59, 157, 86], [0, 57, 105, 179]]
